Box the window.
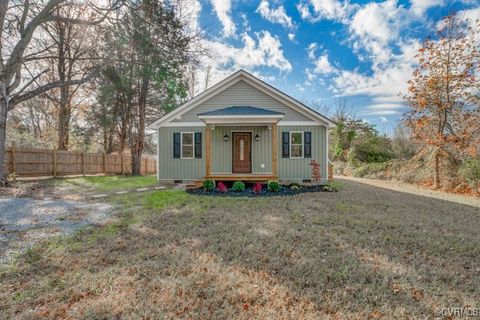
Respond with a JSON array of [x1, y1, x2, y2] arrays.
[[290, 131, 303, 158], [181, 132, 194, 159]]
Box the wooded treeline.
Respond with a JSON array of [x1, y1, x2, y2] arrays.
[[1, 0, 204, 182], [331, 15, 480, 193]]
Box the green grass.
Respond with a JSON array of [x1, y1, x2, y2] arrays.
[[1, 181, 479, 319], [54, 174, 158, 192]]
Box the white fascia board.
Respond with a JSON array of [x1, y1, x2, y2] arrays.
[[203, 118, 281, 124], [277, 121, 322, 126], [198, 114, 284, 120], [162, 122, 206, 127]]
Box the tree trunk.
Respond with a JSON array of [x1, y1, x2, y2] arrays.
[[434, 150, 441, 189], [57, 85, 71, 150], [0, 84, 8, 184], [131, 75, 148, 175]]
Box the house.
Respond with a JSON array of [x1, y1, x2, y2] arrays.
[[148, 70, 335, 184]]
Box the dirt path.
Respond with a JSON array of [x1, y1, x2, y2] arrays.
[[336, 175, 480, 208], [0, 198, 114, 265]]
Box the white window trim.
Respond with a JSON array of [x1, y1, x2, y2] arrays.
[[289, 131, 304, 159], [180, 132, 195, 159]]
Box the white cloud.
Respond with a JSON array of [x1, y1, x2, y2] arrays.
[[201, 31, 291, 85], [349, 0, 410, 66], [307, 42, 318, 59], [379, 116, 388, 123], [296, 0, 353, 23], [210, 0, 236, 37], [313, 54, 337, 74], [288, 33, 295, 41], [256, 0, 294, 29], [306, 43, 337, 76], [409, 0, 443, 16], [331, 39, 421, 100]]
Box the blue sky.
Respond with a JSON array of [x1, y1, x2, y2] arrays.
[[185, 0, 479, 134]]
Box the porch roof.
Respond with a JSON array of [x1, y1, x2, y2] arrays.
[[198, 106, 284, 124], [198, 106, 284, 116]]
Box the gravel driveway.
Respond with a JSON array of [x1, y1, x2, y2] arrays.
[[0, 197, 114, 264]]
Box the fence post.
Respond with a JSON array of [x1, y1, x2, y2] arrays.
[[103, 153, 106, 175], [53, 149, 57, 177], [144, 157, 147, 175], [11, 143, 16, 175], [82, 152, 85, 176], [120, 154, 124, 175]]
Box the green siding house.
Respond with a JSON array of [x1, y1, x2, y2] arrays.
[[147, 70, 335, 183]]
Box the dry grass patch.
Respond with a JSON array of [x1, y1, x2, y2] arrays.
[[1, 181, 479, 319]]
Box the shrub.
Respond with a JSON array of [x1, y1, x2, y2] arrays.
[[252, 183, 262, 194], [203, 180, 215, 191], [459, 159, 480, 189], [217, 182, 228, 193], [352, 162, 389, 178], [322, 185, 335, 192], [232, 181, 245, 192], [289, 182, 301, 188], [290, 185, 299, 191], [267, 180, 280, 192]]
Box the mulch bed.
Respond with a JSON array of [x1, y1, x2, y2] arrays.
[[186, 184, 338, 197]]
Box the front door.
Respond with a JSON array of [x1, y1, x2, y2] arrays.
[[232, 132, 252, 173]]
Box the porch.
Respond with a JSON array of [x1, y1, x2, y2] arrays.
[[199, 106, 282, 182]]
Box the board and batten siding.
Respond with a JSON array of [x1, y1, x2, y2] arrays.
[[158, 125, 327, 181], [277, 126, 327, 181], [157, 127, 205, 180], [211, 126, 272, 174], [174, 80, 312, 122]]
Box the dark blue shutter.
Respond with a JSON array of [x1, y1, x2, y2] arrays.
[[194, 132, 202, 158], [282, 132, 289, 158], [304, 132, 312, 158], [173, 133, 180, 158]]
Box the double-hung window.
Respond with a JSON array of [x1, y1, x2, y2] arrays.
[[181, 132, 194, 159], [290, 131, 303, 158]]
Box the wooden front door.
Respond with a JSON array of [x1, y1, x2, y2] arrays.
[[232, 132, 252, 173]]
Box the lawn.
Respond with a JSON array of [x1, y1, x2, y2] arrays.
[[1, 179, 479, 319], [53, 174, 158, 192]]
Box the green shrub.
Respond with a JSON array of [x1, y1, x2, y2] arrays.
[[232, 181, 245, 192], [352, 162, 389, 178], [322, 185, 336, 192], [202, 180, 215, 191], [459, 159, 480, 189], [267, 180, 280, 192]]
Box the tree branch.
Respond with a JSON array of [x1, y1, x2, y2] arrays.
[[8, 66, 101, 108]]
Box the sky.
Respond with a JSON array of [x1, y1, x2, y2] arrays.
[[183, 0, 480, 134]]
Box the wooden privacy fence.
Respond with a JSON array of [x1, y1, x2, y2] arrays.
[[4, 146, 157, 177]]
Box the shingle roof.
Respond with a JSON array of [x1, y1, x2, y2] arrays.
[[198, 106, 284, 116]]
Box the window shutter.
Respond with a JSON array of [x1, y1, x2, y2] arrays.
[[304, 132, 312, 158], [194, 132, 202, 158], [173, 133, 180, 158], [282, 132, 289, 158]]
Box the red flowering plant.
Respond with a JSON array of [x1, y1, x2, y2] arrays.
[[252, 183, 262, 194], [217, 182, 228, 193]]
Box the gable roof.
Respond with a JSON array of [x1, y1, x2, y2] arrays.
[[147, 70, 336, 129], [198, 106, 284, 116]]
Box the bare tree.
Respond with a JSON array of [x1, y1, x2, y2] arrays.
[[0, 0, 119, 183], [41, 2, 99, 150]]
